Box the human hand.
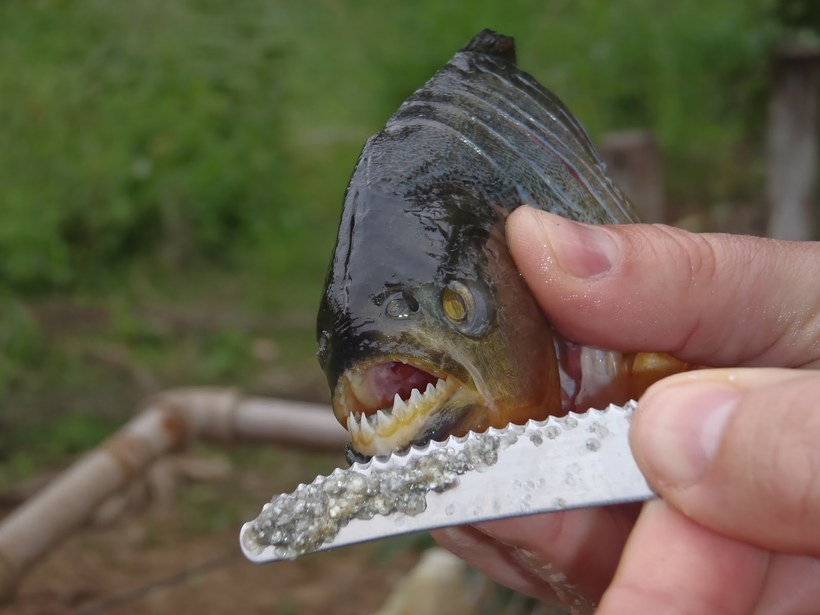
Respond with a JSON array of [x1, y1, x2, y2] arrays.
[[433, 206, 820, 614]]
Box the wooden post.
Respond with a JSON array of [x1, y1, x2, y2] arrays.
[[599, 130, 666, 223], [766, 42, 820, 240]]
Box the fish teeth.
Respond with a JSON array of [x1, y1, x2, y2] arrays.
[[359, 413, 375, 441], [392, 393, 408, 419], [375, 409, 392, 435], [346, 373, 462, 455]]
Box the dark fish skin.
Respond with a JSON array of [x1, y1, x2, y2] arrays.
[[317, 30, 640, 459]]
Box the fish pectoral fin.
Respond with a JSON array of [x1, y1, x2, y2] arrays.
[[627, 352, 695, 399]]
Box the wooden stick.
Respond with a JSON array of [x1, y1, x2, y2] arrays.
[[0, 388, 347, 601], [766, 42, 820, 240]]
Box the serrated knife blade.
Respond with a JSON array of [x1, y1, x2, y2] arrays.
[[240, 401, 655, 563]]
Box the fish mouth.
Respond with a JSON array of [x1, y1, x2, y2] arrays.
[[333, 359, 483, 459]]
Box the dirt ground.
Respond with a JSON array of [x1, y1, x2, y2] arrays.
[[11, 527, 422, 615], [6, 522, 419, 615], [1, 451, 424, 615]]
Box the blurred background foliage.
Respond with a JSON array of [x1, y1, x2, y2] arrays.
[[0, 0, 812, 476]]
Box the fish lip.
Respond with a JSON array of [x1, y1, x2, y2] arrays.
[[333, 357, 483, 457]]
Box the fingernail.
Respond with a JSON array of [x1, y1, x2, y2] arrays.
[[526, 209, 620, 277], [636, 383, 739, 486]]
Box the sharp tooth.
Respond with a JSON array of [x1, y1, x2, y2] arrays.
[[359, 414, 375, 441], [375, 409, 393, 434], [347, 414, 359, 438], [409, 388, 422, 406], [395, 396, 412, 420], [424, 382, 436, 397], [435, 378, 447, 391], [392, 393, 405, 415]]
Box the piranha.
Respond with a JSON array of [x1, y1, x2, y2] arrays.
[[317, 29, 689, 463]]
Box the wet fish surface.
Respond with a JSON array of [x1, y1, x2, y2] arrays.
[[316, 29, 686, 463]]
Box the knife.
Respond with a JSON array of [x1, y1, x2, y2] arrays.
[[240, 400, 656, 563]]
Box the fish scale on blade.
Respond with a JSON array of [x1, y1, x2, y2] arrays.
[[240, 402, 655, 562]]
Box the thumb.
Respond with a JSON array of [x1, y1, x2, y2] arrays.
[[630, 368, 820, 556]]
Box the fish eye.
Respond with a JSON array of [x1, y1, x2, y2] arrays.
[[440, 280, 491, 338], [441, 282, 472, 323]]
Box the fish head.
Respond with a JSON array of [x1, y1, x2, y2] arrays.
[[317, 186, 562, 461]]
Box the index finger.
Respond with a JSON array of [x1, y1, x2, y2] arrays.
[[505, 207, 820, 368]]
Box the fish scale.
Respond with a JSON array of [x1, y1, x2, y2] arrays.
[[240, 401, 656, 563]]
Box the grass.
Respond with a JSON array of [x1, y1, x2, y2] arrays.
[[0, 0, 790, 475]]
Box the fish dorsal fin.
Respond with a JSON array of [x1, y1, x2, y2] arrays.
[[459, 29, 516, 65]]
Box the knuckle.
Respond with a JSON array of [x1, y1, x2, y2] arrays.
[[647, 228, 770, 361], [645, 224, 721, 284], [645, 226, 722, 354], [679, 231, 720, 285]]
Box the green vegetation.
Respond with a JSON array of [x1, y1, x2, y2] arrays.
[[0, 0, 794, 475]]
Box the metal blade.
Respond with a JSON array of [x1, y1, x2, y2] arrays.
[[240, 401, 655, 563]]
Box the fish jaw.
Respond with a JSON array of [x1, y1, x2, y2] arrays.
[[333, 359, 485, 457]]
